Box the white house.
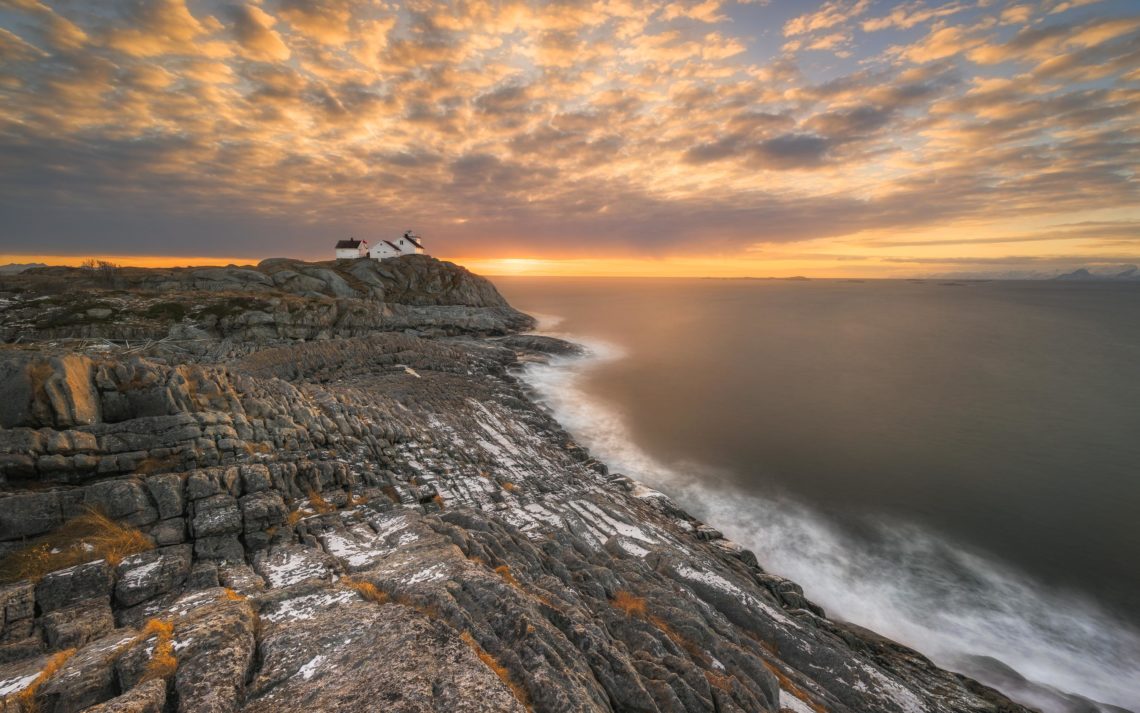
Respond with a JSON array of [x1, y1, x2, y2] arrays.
[[368, 240, 403, 260], [367, 230, 427, 261], [334, 238, 368, 259], [395, 230, 425, 255]]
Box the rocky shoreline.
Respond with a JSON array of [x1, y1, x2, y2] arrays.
[[0, 257, 1031, 712]]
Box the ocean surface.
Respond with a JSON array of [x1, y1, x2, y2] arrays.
[[495, 276, 1140, 711]]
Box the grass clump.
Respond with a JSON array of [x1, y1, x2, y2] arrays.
[[306, 488, 336, 514], [342, 577, 389, 604], [15, 648, 77, 712], [494, 565, 520, 588], [0, 509, 154, 583], [460, 631, 531, 710], [137, 618, 177, 683], [610, 590, 647, 618]]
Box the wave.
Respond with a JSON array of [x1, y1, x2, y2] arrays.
[[519, 338, 1140, 712]]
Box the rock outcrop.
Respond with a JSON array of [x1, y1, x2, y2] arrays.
[[0, 256, 533, 343], [0, 262, 1035, 713]]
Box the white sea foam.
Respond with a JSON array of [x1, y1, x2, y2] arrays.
[[519, 334, 1140, 712]]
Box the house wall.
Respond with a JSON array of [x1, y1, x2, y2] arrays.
[[369, 246, 400, 260], [335, 248, 362, 259]]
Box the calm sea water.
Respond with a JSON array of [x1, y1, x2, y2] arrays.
[[495, 276, 1140, 709]]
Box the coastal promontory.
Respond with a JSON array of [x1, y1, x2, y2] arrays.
[[0, 256, 1029, 713]]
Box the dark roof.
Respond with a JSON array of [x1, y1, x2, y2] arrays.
[[406, 236, 424, 248], [384, 240, 401, 250], [335, 239, 362, 249]]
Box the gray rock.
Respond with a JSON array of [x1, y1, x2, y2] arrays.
[[73, 480, 158, 527], [35, 629, 137, 712], [243, 598, 527, 713], [150, 518, 186, 546], [0, 491, 62, 541], [35, 560, 113, 613], [194, 535, 245, 563], [191, 495, 242, 538], [239, 491, 287, 534], [114, 546, 192, 607], [117, 589, 256, 713], [0, 582, 36, 632], [42, 600, 115, 649], [145, 473, 185, 520], [78, 678, 166, 713]]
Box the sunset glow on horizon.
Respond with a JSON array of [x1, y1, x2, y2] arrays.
[[1, 0, 1138, 277]]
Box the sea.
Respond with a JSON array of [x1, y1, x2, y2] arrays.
[[494, 276, 1140, 711]]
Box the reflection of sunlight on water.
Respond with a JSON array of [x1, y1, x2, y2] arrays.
[[519, 335, 1140, 712]]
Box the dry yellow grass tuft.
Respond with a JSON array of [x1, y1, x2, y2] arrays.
[[222, 588, 245, 602], [494, 565, 520, 588], [138, 618, 177, 683], [704, 670, 734, 692], [306, 488, 336, 514], [133, 454, 180, 475], [431, 493, 446, 509], [501, 481, 517, 492], [460, 631, 531, 710], [381, 485, 401, 503], [342, 577, 389, 604], [0, 509, 154, 583], [16, 647, 77, 712], [610, 590, 647, 618], [347, 491, 371, 506]]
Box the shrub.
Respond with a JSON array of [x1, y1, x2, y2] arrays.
[[0, 509, 154, 583]]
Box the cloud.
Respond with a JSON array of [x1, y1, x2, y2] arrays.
[[228, 4, 291, 62], [0, 0, 1135, 274], [784, 0, 872, 36]]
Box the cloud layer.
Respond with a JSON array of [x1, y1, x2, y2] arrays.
[[0, 0, 1137, 273]]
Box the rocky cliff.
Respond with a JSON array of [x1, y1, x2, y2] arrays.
[[0, 258, 1031, 713], [0, 256, 533, 344]]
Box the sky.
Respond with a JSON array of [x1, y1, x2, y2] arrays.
[[0, 0, 1138, 277]]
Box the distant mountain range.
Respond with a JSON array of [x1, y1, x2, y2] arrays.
[[0, 262, 46, 274], [925, 264, 1140, 281], [1053, 265, 1140, 281]]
